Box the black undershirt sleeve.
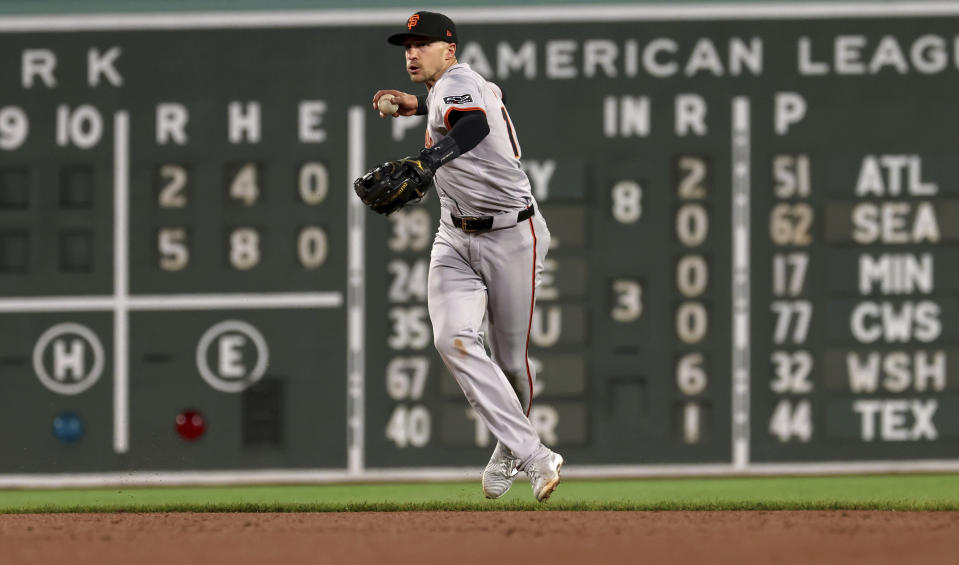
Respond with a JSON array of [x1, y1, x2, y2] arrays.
[[415, 94, 428, 115], [445, 109, 490, 154], [416, 108, 491, 170]]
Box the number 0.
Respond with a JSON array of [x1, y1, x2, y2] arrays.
[[676, 255, 708, 298], [676, 302, 707, 344], [297, 226, 328, 268], [299, 162, 328, 205], [676, 204, 708, 246]]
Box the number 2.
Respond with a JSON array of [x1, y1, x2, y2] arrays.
[[677, 156, 707, 199], [158, 164, 187, 208]]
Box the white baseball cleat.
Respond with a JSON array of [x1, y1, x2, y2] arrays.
[[482, 442, 519, 499], [526, 450, 564, 502]]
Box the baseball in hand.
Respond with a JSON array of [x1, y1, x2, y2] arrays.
[[378, 94, 399, 115]]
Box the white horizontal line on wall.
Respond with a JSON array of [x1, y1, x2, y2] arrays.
[[129, 292, 343, 310], [0, 292, 343, 312], [3, 460, 959, 489]]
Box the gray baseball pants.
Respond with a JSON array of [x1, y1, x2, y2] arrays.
[[427, 208, 551, 469]]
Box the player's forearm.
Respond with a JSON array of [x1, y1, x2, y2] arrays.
[[419, 110, 490, 170]]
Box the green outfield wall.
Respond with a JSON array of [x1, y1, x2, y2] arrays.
[[1, 2, 958, 485]]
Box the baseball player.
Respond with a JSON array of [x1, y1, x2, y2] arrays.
[[354, 11, 563, 502]]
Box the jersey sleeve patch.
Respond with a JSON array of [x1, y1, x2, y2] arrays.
[[443, 94, 473, 105]]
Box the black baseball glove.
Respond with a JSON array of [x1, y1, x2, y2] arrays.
[[353, 156, 434, 215]]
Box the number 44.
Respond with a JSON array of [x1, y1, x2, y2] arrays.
[[769, 399, 812, 442]]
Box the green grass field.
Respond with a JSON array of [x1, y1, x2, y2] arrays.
[[2, 474, 958, 513]]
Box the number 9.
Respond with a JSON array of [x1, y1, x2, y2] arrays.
[[0, 106, 28, 150]]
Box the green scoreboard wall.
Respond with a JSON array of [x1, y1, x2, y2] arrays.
[[2, 4, 958, 482]]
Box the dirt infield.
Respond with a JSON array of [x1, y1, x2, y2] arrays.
[[1, 511, 957, 564]]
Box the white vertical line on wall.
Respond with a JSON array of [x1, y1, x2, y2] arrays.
[[113, 111, 130, 454], [346, 106, 366, 474], [731, 98, 751, 470]]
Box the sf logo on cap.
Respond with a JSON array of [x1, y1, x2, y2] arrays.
[[407, 14, 419, 29]]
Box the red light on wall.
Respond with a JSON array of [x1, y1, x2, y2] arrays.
[[175, 409, 206, 441]]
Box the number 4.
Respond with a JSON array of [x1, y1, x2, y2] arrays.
[[230, 163, 259, 205]]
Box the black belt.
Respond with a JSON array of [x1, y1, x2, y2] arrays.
[[451, 205, 535, 233]]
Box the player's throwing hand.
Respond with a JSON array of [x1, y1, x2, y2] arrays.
[[372, 90, 418, 118]]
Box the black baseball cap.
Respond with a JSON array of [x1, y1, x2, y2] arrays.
[[388, 11, 458, 46]]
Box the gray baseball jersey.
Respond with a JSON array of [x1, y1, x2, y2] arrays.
[[423, 62, 552, 470], [426, 63, 534, 216]]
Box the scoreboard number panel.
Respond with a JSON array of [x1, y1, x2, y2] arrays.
[[752, 82, 959, 461], [2, 6, 959, 482]]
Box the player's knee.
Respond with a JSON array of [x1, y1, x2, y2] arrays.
[[493, 353, 530, 382], [433, 328, 476, 361]]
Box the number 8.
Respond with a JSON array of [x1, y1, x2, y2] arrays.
[[230, 228, 260, 270], [611, 180, 642, 224]]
